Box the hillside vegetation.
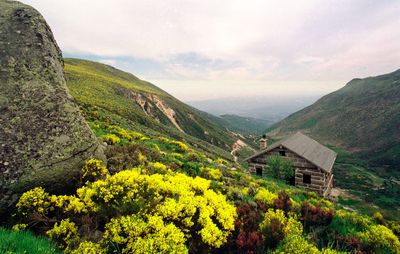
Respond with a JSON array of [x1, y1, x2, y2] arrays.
[[266, 69, 400, 220], [7, 119, 400, 253], [64, 58, 243, 159], [4, 59, 398, 253], [267, 69, 400, 175]]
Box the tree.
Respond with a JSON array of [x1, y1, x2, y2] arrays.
[[266, 155, 294, 183]]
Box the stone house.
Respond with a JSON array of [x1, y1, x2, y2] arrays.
[[246, 132, 337, 197]]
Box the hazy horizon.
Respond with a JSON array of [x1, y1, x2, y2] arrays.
[[23, 0, 400, 101]]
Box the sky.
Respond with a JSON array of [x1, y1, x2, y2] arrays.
[[22, 0, 400, 101]]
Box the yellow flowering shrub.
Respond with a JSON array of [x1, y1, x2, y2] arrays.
[[151, 143, 162, 154], [16, 187, 89, 218], [137, 151, 147, 165], [48, 194, 87, 214], [16, 167, 236, 252], [130, 131, 145, 140], [108, 125, 132, 140], [241, 187, 249, 196], [308, 197, 334, 208], [80, 159, 109, 183], [46, 219, 79, 251], [148, 162, 168, 174], [11, 223, 27, 232], [70, 241, 104, 254], [215, 158, 229, 166], [107, 125, 147, 142], [79, 170, 236, 248], [100, 134, 120, 145], [103, 214, 187, 253], [261, 209, 303, 236], [170, 140, 188, 153], [255, 189, 278, 206], [334, 210, 373, 232], [158, 136, 171, 143], [13, 126, 400, 254], [63, 196, 87, 214], [260, 209, 303, 248], [357, 224, 400, 253], [158, 137, 189, 153], [16, 187, 51, 216], [170, 152, 184, 159], [203, 167, 223, 180], [273, 233, 319, 254], [372, 211, 384, 224], [321, 249, 348, 254]]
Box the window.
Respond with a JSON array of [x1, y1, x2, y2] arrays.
[[256, 166, 263, 176], [279, 150, 286, 156], [303, 174, 311, 184]]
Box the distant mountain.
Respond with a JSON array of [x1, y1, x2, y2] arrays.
[[187, 96, 320, 122], [213, 114, 273, 135], [267, 69, 400, 173], [64, 58, 243, 158]]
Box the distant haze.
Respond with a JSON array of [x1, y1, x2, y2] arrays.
[[188, 95, 320, 121], [22, 0, 400, 101]]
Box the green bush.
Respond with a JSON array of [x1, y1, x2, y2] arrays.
[[358, 225, 400, 253], [266, 155, 294, 182], [0, 227, 60, 254]]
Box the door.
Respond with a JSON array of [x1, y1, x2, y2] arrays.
[[256, 166, 263, 176]]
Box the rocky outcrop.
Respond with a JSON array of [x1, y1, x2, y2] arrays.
[[127, 91, 184, 132], [0, 1, 104, 214]]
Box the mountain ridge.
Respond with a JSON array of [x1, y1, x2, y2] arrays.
[[267, 68, 400, 173]]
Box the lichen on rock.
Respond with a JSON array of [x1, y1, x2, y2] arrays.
[[0, 0, 104, 215]]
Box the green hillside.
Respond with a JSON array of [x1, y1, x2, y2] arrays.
[[7, 60, 400, 254], [11, 123, 400, 254], [266, 69, 400, 217], [267, 69, 400, 175], [64, 58, 240, 159]]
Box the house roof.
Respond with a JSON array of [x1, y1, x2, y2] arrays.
[[247, 132, 337, 173]]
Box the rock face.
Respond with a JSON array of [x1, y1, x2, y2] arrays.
[[0, 0, 104, 214]]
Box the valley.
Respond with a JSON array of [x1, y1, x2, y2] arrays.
[[64, 57, 400, 219], [264, 70, 400, 219], [1, 0, 399, 253]]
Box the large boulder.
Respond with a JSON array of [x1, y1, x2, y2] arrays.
[[0, 0, 104, 214]]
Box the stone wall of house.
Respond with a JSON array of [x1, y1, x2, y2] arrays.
[[248, 146, 332, 196]]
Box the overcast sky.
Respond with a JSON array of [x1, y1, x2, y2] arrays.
[[22, 0, 400, 101]]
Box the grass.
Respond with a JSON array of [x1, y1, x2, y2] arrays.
[[331, 147, 400, 220], [64, 58, 238, 159], [0, 228, 60, 254]]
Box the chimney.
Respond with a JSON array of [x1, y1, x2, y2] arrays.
[[260, 134, 268, 150]]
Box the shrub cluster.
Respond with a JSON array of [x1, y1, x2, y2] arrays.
[[14, 160, 237, 253], [10, 127, 400, 254]]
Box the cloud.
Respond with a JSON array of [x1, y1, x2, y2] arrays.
[[22, 0, 400, 100], [295, 56, 325, 66]]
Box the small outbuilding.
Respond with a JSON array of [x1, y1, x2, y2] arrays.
[[246, 132, 337, 197]]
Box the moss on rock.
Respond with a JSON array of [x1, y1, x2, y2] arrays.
[[0, 1, 104, 216]]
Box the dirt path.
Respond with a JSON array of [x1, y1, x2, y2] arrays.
[[231, 139, 254, 163]]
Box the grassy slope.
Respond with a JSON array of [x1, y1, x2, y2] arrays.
[[266, 69, 400, 218], [331, 147, 400, 219], [64, 58, 236, 159], [7, 62, 399, 253], [267, 69, 400, 174]]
